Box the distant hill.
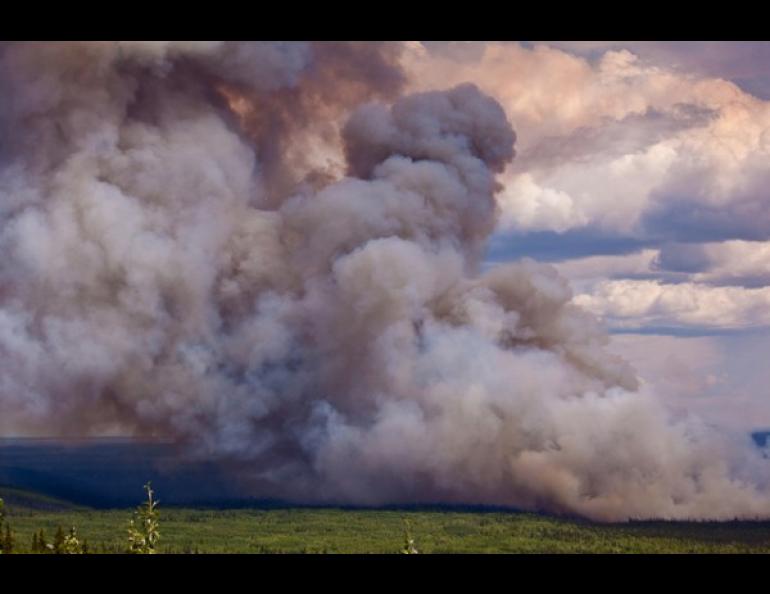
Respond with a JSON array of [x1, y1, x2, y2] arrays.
[[0, 486, 84, 512], [0, 438, 243, 508]]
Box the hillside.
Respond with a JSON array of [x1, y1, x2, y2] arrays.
[[3, 490, 770, 553], [0, 486, 85, 513]]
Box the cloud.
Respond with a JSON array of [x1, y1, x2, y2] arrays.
[[610, 332, 770, 433], [553, 241, 770, 331], [405, 41, 770, 244], [575, 280, 770, 330], [656, 240, 770, 287], [544, 42, 770, 99], [409, 42, 770, 339], [555, 249, 660, 281]]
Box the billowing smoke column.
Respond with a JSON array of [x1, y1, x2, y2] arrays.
[[0, 41, 768, 521]]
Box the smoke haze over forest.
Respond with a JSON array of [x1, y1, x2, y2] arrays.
[[1, 42, 770, 521]]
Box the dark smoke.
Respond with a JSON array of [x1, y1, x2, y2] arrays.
[[0, 41, 768, 521]]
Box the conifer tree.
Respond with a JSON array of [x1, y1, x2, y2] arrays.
[[0, 498, 5, 554], [401, 519, 419, 554], [53, 526, 65, 554], [3, 524, 14, 554], [38, 529, 49, 553], [127, 482, 161, 554]]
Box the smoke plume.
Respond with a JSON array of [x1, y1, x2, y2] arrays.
[[0, 41, 768, 521]]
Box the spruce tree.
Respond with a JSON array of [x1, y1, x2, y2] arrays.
[[3, 524, 14, 554], [401, 519, 418, 554], [53, 526, 65, 554], [0, 498, 5, 554], [38, 529, 49, 553], [127, 482, 161, 554]]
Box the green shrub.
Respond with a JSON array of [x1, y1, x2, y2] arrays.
[[62, 526, 85, 554]]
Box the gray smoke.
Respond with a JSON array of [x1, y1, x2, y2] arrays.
[[0, 41, 768, 521]]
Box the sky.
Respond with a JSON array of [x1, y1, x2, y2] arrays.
[[404, 41, 770, 432]]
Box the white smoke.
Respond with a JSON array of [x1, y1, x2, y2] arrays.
[[0, 41, 768, 521]]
